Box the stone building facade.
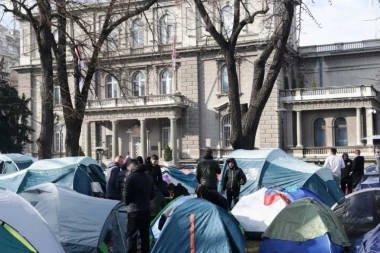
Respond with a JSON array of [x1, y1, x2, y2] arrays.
[[0, 25, 20, 85]]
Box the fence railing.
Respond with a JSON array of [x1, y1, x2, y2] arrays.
[[299, 40, 380, 54]]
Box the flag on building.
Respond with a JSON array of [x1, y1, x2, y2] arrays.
[[172, 35, 176, 70]]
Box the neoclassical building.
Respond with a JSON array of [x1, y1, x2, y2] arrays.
[[15, 1, 380, 164], [0, 25, 20, 85]]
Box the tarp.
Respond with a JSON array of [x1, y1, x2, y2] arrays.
[[0, 157, 106, 196], [161, 168, 197, 194], [232, 187, 287, 239], [350, 223, 380, 253], [0, 187, 64, 253], [332, 188, 380, 243], [152, 198, 245, 253], [219, 149, 344, 207], [260, 198, 350, 253], [357, 176, 379, 189], [0, 154, 36, 174], [20, 183, 127, 253]]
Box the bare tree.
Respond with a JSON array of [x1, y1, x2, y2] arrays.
[[194, 0, 296, 149]]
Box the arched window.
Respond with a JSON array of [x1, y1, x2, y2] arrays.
[[106, 75, 118, 98], [221, 6, 233, 38], [314, 118, 326, 147], [334, 117, 347, 146], [222, 115, 231, 148], [160, 14, 174, 44], [132, 19, 144, 48], [161, 69, 172, 95], [133, 71, 145, 96], [221, 65, 229, 94]]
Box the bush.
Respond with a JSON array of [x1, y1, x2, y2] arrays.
[[163, 146, 173, 162]]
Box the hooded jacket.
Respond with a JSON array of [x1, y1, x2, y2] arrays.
[[123, 164, 155, 213], [196, 156, 221, 189], [106, 162, 120, 199], [115, 169, 128, 200], [222, 158, 247, 192]]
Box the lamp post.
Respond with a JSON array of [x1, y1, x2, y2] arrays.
[[95, 147, 105, 166], [57, 124, 63, 158], [277, 108, 287, 150]]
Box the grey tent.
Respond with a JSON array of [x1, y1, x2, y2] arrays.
[[20, 183, 127, 253], [0, 154, 36, 174]]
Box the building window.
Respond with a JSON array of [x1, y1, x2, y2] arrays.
[[222, 115, 231, 148], [133, 71, 145, 96], [221, 6, 233, 38], [106, 75, 118, 98], [334, 117, 347, 146], [54, 86, 61, 105], [221, 65, 229, 94], [54, 131, 63, 153], [161, 69, 172, 95], [132, 18, 144, 48], [314, 118, 326, 147], [162, 127, 170, 149], [159, 14, 174, 44]]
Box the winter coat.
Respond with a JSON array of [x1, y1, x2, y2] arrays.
[[196, 156, 221, 189], [352, 156, 365, 186], [222, 158, 247, 192], [341, 158, 353, 181], [146, 165, 163, 187], [123, 164, 155, 213], [172, 183, 190, 199], [115, 170, 128, 200], [106, 162, 120, 200], [202, 190, 229, 211]]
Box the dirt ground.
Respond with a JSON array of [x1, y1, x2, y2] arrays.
[[246, 240, 261, 253]]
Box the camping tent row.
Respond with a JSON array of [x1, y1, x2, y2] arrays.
[[0, 154, 36, 174], [0, 157, 106, 196], [161, 167, 197, 194]]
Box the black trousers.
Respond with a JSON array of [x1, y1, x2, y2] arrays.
[[127, 211, 150, 253], [341, 179, 352, 194], [226, 189, 240, 210]]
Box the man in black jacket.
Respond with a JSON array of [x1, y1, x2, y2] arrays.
[[106, 155, 123, 200], [196, 148, 221, 191], [123, 161, 155, 253], [197, 185, 228, 211], [115, 160, 134, 200], [350, 149, 365, 189], [222, 158, 247, 210], [148, 154, 163, 187]]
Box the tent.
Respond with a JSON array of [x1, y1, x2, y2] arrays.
[[260, 198, 350, 253], [332, 188, 380, 242], [219, 149, 344, 207], [350, 223, 380, 253], [232, 187, 288, 239], [0, 187, 64, 253], [283, 187, 327, 205], [0, 154, 36, 174], [161, 168, 197, 194], [152, 198, 245, 253], [20, 183, 127, 253], [0, 157, 106, 196]]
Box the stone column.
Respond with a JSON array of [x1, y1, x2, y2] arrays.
[[140, 119, 147, 159], [286, 111, 294, 148], [112, 120, 118, 158], [170, 118, 178, 164], [296, 111, 303, 148], [366, 109, 374, 146], [356, 108, 362, 146], [85, 122, 91, 156]]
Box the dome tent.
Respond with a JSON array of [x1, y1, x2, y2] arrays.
[[20, 183, 127, 253], [0, 187, 64, 253], [0, 157, 106, 196], [260, 198, 350, 253], [350, 223, 380, 253], [0, 153, 36, 174], [332, 188, 380, 242], [219, 149, 344, 207], [161, 167, 197, 194], [152, 198, 245, 253]]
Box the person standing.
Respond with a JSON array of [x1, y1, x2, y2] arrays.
[[350, 149, 365, 189], [123, 160, 155, 253], [221, 158, 247, 209], [116, 160, 134, 200], [324, 148, 345, 186], [196, 148, 221, 191], [150, 154, 163, 187], [124, 152, 131, 166], [341, 153, 353, 194], [106, 155, 123, 200]]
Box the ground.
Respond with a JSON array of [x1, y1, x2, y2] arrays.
[[246, 240, 261, 253]]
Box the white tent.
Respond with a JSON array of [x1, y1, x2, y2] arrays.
[[231, 187, 288, 239], [0, 187, 64, 253]]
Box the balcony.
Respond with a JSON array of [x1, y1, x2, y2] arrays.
[[280, 85, 380, 102], [86, 94, 185, 110], [298, 39, 380, 54]]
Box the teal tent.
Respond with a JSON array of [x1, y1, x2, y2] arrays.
[[0, 157, 105, 196], [0, 154, 37, 174], [218, 149, 344, 207]]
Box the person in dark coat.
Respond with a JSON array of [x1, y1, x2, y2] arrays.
[[106, 155, 123, 200], [197, 185, 228, 211], [350, 149, 365, 189], [149, 154, 163, 188], [341, 153, 353, 194], [167, 183, 190, 199], [116, 160, 133, 200], [136, 156, 144, 165], [123, 161, 155, 253], [222, 158, 247, 210], [196, 148, 221, 191]]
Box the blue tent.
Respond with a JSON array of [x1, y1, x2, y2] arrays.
[[0, 157, 105, 196], [218, 149, 344, 207], [0, 154, 37, 174], [283, 187, 327, 205], [152, 198, 245, 253], [350, 223, 380, 253]]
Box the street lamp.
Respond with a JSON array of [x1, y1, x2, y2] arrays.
[[276, 108, 287, 150], [57, 124, 64, 158], [95, 147, 105, 166]]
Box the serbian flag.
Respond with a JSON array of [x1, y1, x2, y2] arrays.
[[264, 189, 290, 206], [172, 35, 176, 69]]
